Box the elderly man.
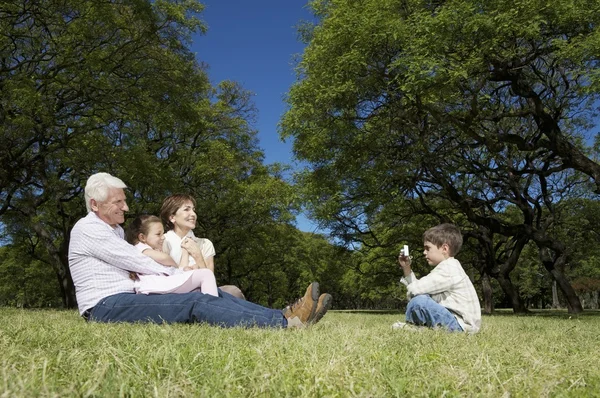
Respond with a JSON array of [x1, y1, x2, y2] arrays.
[[68, 172, 332, 328]]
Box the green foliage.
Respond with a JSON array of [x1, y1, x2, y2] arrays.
[[282, 0, 600, 311], [0, 246, 62, 307], [0, 0, 332, 309]]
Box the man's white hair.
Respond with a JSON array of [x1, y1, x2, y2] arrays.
[[84, 172, 127, 212]]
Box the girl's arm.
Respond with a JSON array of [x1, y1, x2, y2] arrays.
[[179, 247, 194, 270], [140, 248, 178, 268]]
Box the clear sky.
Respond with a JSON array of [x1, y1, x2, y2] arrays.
[[190, 1, 322, 232]]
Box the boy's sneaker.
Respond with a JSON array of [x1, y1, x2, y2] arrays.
[[309, 293, 333, 325], [392, 321, 422, 331], [283, 282, 319, 328]]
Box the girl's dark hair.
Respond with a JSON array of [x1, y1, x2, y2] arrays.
[[125, 215, 162, 245]]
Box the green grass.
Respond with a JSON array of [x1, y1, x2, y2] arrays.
[[1, 308, 599, 397]]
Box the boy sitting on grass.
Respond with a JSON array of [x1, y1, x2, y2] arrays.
[[393, 223, 481, 333]]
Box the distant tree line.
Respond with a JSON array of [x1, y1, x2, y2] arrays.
[[2, 0, 600, 313]]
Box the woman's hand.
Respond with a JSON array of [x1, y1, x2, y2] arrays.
[[181, 237, 207, 269]]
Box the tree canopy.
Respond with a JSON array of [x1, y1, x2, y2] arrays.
[[0, 0, 338, 308], [281, 0, 600, 313]]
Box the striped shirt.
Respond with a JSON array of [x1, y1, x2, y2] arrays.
[[68, 212, 179, 315], [401, 257, 482, 333]]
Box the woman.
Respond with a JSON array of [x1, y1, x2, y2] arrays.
[[160, 194, 246, 299]]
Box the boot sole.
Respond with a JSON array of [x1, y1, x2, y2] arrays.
[[309, 282, 320, 319], [309, 293, 332, 325]]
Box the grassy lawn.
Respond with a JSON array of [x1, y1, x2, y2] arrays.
[[1, 308, 599, 397]]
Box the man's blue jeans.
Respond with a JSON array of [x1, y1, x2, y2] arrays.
[[405, 295, 463, 332], [89, 289, 287, 328]]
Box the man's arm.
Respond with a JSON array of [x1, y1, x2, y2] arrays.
[[80, 223, 177, 275]]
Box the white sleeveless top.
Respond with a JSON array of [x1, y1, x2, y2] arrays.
[[162, 230, 215, 267]]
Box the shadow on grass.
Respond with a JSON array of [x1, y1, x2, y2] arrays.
[[330, 308, 600, 318], [483, 308, 600, 318], [331, 309, 403, 315]]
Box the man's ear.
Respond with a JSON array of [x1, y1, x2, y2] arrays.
[[90, 199, 99, 212]]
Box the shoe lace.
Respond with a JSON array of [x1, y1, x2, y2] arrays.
[[287, 297, 304, 313]]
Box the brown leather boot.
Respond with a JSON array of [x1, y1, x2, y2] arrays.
[[309, 293, 332, 325], [283, 282, 319, 328]]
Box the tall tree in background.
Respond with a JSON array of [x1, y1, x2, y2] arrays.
[[0, 0, 211, 306], [281, 0, 600, 313], [0, 0, 306, 308]]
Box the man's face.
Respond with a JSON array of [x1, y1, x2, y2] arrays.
[[92, 188, 129, 227]]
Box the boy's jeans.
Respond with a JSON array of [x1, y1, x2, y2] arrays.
[[405, 294, 463, 332]]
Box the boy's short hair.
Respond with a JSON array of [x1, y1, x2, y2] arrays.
[[423, 223, 463, 257]]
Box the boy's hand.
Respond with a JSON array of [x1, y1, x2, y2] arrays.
[[398, 253, 412, 276]]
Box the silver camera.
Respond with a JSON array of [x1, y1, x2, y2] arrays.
[[399, 245, 409, 257]]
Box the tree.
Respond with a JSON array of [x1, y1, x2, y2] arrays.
[[281, 0, 600, 313], [0, 0, 211, 307]]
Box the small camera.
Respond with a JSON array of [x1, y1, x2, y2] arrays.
[[399, 245, 409, 257]]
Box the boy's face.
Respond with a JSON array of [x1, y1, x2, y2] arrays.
[[423, 241, 450, 265]]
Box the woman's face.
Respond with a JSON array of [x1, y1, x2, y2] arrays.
[[140, 222, 165, 251], [170, 200, 197, 232]]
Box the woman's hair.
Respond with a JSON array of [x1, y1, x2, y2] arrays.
[[160, 194, 196, 231], [125, 215, 162, 245], [423, 223, 463, 257], [84, 172, 127, 213]]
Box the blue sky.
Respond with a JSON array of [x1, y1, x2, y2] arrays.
[[190, 1, 321, 232]]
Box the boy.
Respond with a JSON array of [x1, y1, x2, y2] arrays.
[[393, 224, 481, 333]]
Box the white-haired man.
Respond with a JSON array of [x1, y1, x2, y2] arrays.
[[68, 172, 332, 327]]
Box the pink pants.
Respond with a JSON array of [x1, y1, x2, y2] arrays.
[[136, 269, 219, 297]]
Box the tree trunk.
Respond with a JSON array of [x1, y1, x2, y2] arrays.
[[32, 222, 77, 308], [496, 274, 528, 313], [551, 281, 560, 309], [539, 251, 583, 314], [546, 269, 583, 313], [481, 273, 494, 314]]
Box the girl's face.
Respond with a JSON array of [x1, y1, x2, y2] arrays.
[[170, 200, 197, 232], [139, 222, 165, 251]]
